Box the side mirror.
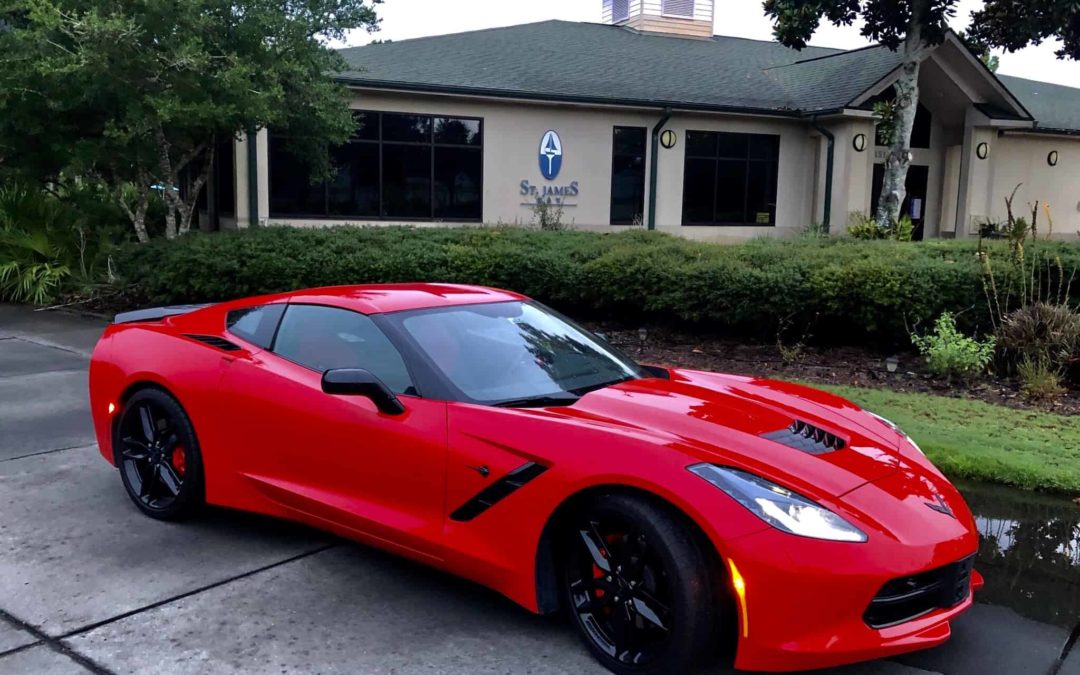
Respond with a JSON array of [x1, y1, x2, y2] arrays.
[[321, 368, 406, 416]]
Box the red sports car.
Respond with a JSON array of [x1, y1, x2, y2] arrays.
[[89, 284, 981, 674]]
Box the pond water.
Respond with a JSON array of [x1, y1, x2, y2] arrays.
[[958, 480, 1080, 630]]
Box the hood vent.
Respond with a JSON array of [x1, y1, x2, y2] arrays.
[[183, 334, 241, 352], [763, 420, 845, 455]]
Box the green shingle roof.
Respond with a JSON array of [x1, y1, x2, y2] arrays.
[[337, 21, 844, 115], [998, 75, 1080, 134], [336, 20, 1080, 131], [764, 45, 905, 113]]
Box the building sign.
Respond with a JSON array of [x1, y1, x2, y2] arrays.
[[520, 180, 580, 206], [521, 129, 579, 207], [539, 130, 563, 179]]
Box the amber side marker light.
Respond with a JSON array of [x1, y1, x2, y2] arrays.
[[729, 559, 749, 638], [107, 402, 117, 415]]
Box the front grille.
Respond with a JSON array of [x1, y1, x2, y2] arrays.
[[762, 420, 845, 454], [864, 555, 975, 629]]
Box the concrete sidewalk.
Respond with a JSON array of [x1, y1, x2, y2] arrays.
[[0, 304, 1073, 674]]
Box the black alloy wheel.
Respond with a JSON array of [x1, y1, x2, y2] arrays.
[[115, 388, 204, 520], [563, 494, 718, 674]]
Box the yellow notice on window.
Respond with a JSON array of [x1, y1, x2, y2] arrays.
[[755, 212, 771, 224]]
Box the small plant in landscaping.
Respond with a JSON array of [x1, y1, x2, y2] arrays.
[[800, 221, 829, 239], [531, 197, 567, 231], [911, 312, 996, 379], [998, 302, 1080, 375], [1016, 356, 1066, 402], [846, 212, 914, 241]]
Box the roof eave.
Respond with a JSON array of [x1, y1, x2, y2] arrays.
[[335, 77, 805, 118], [1000, 126, 1080, 138]]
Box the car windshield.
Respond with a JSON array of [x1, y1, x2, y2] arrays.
[[395, 301, 644, 405]]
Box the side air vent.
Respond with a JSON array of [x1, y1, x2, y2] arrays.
[[450, 462, 548, 522], [183, 334, 242, 352], [762, 420, 845, 454]]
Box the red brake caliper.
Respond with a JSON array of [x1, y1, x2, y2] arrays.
[[171, 445, 186, 476], [592, 533, 621, 610]]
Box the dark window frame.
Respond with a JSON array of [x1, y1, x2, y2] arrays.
[[269, 110, 484, 223], [225, 303, 286, 350], [610, 126, 648, 225], [681, 130, 780, 227], [268, 303, 420, 397]]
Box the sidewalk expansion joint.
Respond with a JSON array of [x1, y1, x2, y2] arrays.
[[0, 443, 95, 464], [0, 608, 114, 674], [1050, 620, 1080, 675], [59, 542, 339, 641]]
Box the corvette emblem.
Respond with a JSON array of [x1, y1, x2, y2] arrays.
[[925, 494, 956, 518]]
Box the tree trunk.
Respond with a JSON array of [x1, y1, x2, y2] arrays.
[[154, 124, 213, 238], [874, 6, 927, 229], [177, 141, 214, 236], [117, 177, 151, 244], [164, 204, 177, 240]]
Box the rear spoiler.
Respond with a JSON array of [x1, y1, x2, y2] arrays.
[[113, 304, 213, 324]]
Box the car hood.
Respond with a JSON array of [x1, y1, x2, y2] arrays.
[[550, 369, 923, 500]]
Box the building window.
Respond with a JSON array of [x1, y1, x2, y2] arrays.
[[270, 111, 483, 221], [610, 127, 647, 225], [662, 0, 695, 17], [682, 131, 779, 226]]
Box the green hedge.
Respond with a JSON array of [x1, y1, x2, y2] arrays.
[[113, 226, 1080, 346]]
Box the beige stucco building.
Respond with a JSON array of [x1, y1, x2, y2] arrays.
[[210, 0, 1080, 241]]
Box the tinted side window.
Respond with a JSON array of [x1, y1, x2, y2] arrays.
[[272, 305, 415, 395], [226, 304, 285, 349]]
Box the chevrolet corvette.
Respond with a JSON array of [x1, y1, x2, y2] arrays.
[[89, 284, 981, 674]]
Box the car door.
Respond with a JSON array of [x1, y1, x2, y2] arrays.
[[220, 302, 447, 561]]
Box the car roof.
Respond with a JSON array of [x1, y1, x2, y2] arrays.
[[275, 283, 527, 314]]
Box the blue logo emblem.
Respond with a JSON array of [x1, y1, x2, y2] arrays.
[[539, 130, 563, 180]]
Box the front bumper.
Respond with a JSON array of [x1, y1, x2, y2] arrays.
[[723, 526, 979, 672]]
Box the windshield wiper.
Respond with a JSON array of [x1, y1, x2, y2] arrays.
[[569, 375, 638, 397], [491, 394, 580, 409]]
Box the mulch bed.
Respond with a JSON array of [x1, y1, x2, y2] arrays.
[[589, 322, 1080, 417]]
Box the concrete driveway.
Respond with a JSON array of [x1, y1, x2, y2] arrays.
[[0, 304, 1076, 675]]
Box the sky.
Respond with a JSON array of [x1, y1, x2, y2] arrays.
[[343, 0, 1078, 87]]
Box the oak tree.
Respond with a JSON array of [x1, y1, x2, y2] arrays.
[[0, 0, 381, 241]]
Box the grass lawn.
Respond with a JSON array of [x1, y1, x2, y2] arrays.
[[816, 385, 1080, 495]]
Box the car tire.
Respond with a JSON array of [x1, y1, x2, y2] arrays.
[[561, 493, 718, 675], [114, 388, 204, 521]]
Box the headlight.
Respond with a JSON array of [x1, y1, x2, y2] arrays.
[[689, 465, 867, 543], [866, 411, 924, 456]]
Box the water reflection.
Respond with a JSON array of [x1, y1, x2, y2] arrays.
[[959, 480, 1080, 629]]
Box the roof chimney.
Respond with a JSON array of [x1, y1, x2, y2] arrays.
[[602, 0, 714, 39]]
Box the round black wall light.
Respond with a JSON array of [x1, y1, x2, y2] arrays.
[[976, 142, 990, 160], [1048, 150, 1059, 167], [660, 129, 677, 149], [852, 133, 867, 152]]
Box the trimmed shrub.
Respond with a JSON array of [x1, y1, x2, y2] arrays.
[[112, 226, 1080, 346]]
